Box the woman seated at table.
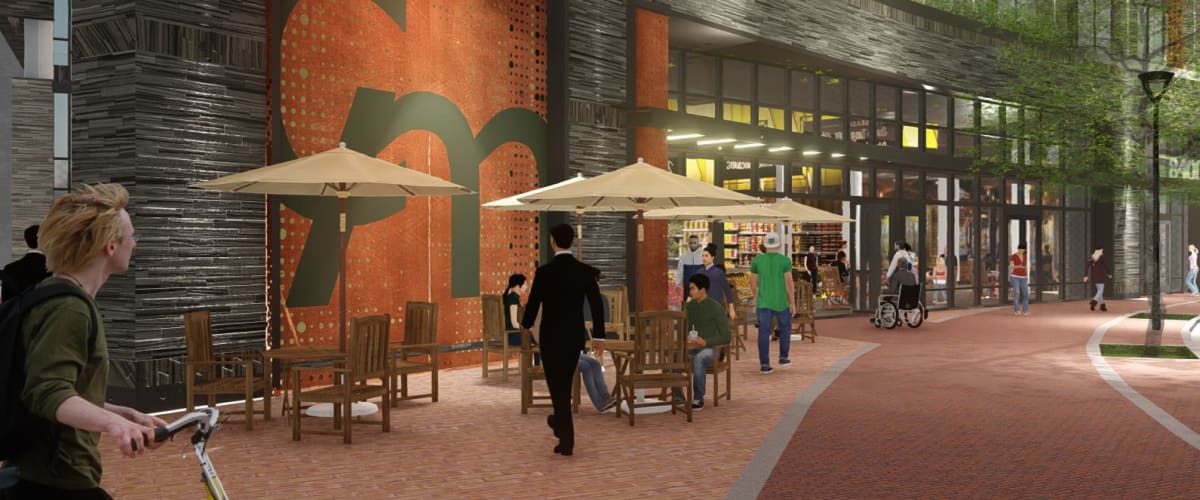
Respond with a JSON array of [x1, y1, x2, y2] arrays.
[[505, 273, 538, 365]]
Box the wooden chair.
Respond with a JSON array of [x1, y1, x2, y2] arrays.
[[392, 301, 438, 404], [184, 310, 271, 430], [705, 344, 732, 407], [820, 265, 849, 307], [519, 329, 580, 414], [481, 294, 520, 381], [727, 272, 755, 342], [721, 297, 746, 361], [600, 286, 630, 340], [793, 280, 817, 343], [613, 310, 693, 426], [292, 315, 391, 444]]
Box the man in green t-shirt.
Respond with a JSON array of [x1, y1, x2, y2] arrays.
[[676, 273, 731, 411], [750, 232, 795, 374]]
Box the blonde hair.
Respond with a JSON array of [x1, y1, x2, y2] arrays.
[[40, 183, 130, 274]]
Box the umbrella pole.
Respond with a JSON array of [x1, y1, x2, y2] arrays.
[[635, 209, 644, 312], [338, 192, 348, 352], [576, 208, 584, 260]]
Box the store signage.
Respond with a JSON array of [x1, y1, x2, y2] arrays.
[[1163, 156, 1200, 179], [726, 160, 752, 170]]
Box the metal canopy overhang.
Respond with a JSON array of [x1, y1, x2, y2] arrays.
[[628, 107, 978, 173]]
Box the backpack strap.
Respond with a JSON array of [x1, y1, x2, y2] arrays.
[[20, 284, 100, 356]]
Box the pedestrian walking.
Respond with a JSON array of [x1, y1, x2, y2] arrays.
[[1010, 242, 1030, 316], [1186, 244, 1198, 296], [750, 233, 794, 374], [1084, 246, 1112, 311]]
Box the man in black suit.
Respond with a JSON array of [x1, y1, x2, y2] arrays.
[[521, 224, 605, 456], [2, 225, 50, 301]]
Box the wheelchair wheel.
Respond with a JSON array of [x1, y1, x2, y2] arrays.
[[905, 307, 924, 328], [879, 302, 899, 329]]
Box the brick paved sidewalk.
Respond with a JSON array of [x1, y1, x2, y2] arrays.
[[99, 331, 865, 498]]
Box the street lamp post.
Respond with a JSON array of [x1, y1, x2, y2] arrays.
[[1138, 70, 1174, 351]]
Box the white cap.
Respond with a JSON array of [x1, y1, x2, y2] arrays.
[[764, 233, 782, 248]]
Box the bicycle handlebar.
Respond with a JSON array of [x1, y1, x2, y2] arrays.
[[153, 407, 220, 443]]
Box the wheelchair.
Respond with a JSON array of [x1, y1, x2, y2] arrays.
[[872, 283, 927, 329]]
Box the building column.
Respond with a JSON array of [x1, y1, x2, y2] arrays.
[[633, 8, 668, 311]]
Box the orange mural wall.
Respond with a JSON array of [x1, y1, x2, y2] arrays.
[[271, 0, 547, 384]]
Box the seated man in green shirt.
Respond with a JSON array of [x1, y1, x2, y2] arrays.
[[675, 273, 731, 411]]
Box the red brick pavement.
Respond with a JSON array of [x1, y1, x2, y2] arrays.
[[95, 296, 1200, 498], [760, 295, 1200, 499]]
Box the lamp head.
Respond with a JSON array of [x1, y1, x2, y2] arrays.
[[1139, 70, 1174, 104]]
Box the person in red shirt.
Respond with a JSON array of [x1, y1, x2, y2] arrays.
[[1010, 242, 1030, 316]]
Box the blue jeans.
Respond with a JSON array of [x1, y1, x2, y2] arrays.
[[578, 354, 610, 411], [1187, 268, 1198, 294], [1010, 276, 1029, 313], [1093, 283, 1105, 303], [673, 347, 715, 402], [757, 307, 791, 369]]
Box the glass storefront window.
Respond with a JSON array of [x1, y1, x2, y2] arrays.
[[1023, 182, 1038, 206], [926, 93, 949, 127], [758, 106, 785, 130], [821, 115, 844, 140], [954, 133, 977, 158], [723, 59, 752, 101], [54, 159, 69, 189], [980, 101, 1001, 134], [902, 172, 921, 200], [849, 169, 868, 197], [926, 175, 949, 202], [1005, 104, 1021, 135], [723, 101, 752, 124], [789, 164, 813, 194], [876, 170, 896, 198], [928, 127, 950, 154], [1042, 183, 1061, 206], [902, 125, 920, 149], [821, 167, 844, 195], [849, 117, 871, 143], [668, 93, 679, 112], [1040, 211, 1058, 291], [668, 50, 681, 92], [758, 65, 786, 106], [685, 53, 716, 96], [759, 161, 785, 192], [1006, 181, 1019, 204], [979, 206, 1000, 305], [685, 95, 716, 118], [875, 85, 896, 121], [849, 80, 870, 117], [685, 157, 716, 183], [790, 71, 815, 110], [956, 176, 975, 201], [876, 122, 897, 147], [721, 159, 753, 192], [980, 135, 1001, 162], [981, 178, 1002, 204], [957, 207, 976, 292], [821, 76, 844, 113], [901, 90, 920, 124], [954, 97, 975, 130], [792, 111, 815, 134]]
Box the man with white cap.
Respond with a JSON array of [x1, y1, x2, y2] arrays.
[[749, 232, 795, 374]]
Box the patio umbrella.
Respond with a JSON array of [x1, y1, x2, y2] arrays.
[[641, 204, 789, 222], [768, 198, 855, 224], [481, 173, 613, 258], [517, 158, 760, 309], [194, 142, 474, 351]]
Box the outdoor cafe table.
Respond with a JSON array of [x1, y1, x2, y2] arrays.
[[260, 345, 346, 418]]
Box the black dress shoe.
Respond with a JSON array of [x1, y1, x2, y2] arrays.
[[1100, 304, 1107, 311], [1090, 299, 1097, 311], [553, 444, 573, 456]]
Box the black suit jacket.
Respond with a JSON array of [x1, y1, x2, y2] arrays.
[[2, 252, 49, 301], [520, 253, 605, 356]]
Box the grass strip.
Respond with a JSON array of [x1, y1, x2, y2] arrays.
[[1100, 344, 1198, 359]]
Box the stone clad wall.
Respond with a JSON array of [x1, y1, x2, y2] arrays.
[[9, 78, 54, 258]]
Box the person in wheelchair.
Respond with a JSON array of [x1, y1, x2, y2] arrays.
[[884, 241, 916, 298]]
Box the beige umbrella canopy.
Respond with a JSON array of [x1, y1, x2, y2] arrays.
[[769, 198, 855, 223], [194, 142, 474, 351], [641, 203, 788, 222], [518, 158, 759, 310], [482, 173, 610, 258]]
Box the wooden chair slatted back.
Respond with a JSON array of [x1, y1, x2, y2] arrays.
[[404, 301, 438, 345], [795, 281, 815, 316], [349, 315, 390, 381], [631, 310, 688, 372], [183, 310, 214, 375], [481, 294, 505, 342]]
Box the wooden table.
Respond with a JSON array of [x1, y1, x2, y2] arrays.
[[260, 346, 346, 417]]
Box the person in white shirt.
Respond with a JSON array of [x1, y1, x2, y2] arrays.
[[885, 241, 915, 293], [676, 235, 704, 303]]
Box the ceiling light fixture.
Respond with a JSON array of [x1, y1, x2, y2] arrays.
[[733, 142, 765, 149], [801, 150, 821, 156], [921, 84, 938, 92], [667, 133, 704, 141], [858, 156, 869, 161], [767, 146, 794, 153], [830, 153, 846, 158], [697, 138, 737, 146]]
